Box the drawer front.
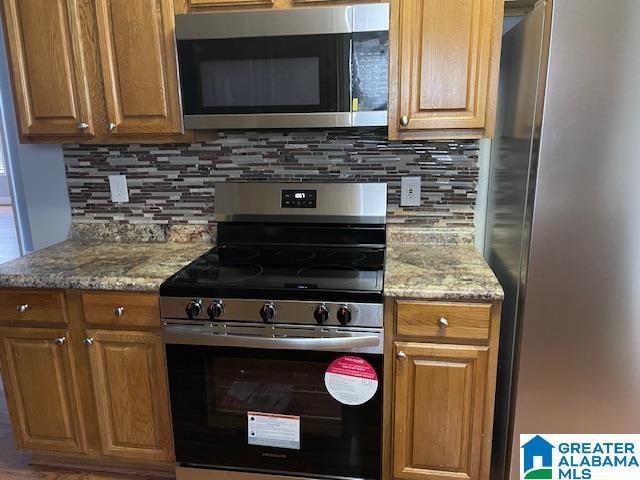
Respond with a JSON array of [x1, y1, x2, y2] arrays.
[[82, 292, 161, 328], [0, 290, 66, 324], [396, 301, 491, 341]]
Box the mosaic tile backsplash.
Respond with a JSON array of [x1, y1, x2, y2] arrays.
[[63, 129, 479, 227]]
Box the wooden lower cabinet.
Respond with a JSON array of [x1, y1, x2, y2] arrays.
[[0, 327, 86, 454], [387, 299, 501, 480], [393, 342, 488, 480], [0, 288, 173, 471], [86, 329, 174, 462]]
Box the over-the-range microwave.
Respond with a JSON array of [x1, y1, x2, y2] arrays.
[[175, 3, 389, 129]]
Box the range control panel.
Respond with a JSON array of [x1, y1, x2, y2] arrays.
[[281, 189, 317, 208]]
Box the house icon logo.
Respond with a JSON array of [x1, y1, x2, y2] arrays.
[[521, 435, 554, 479]]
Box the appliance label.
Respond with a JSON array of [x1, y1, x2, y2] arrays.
[[324, 356, 378, 405], [247, 412, 300, 450]]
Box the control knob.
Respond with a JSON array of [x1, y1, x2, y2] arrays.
[[337, 305, 352, 325], [207, 300, 224, 320], [260, 302, 276, 322], [185, 299, 202, 319], [313, 304, 330, 325]]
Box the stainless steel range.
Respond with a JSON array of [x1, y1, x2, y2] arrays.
[[160, 182, 387, 480]]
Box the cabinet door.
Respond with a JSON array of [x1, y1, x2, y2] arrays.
[[86, 329, 173, 462], [393, 342, 488, 480], [1, 0, 94, 137], [0, 327, 86, 453], [94, 0, 183, 135], [389, 0, 501, 138]]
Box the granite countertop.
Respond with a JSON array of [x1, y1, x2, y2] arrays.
[[0, 223, 213, 292], [384, 227, 504, 301], [0, 222, 502, 299]]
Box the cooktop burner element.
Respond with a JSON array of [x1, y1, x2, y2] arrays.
[[218, 246, 260, 261], [213, 263, 264, 284], [326, 251, 367, 264], [298, 264, 360, 282], [273, 249, 316, 262]]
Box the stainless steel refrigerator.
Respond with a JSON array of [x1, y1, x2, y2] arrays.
[[484, 1, 640, 479]]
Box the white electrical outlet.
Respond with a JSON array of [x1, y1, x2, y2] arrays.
[[401, 176, 421, 207], [109, 175, 129, 203]]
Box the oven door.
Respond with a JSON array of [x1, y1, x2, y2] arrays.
[[166, 343, 382, 480]]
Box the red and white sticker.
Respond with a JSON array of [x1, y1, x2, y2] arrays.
[[324, 356, 378, 405]]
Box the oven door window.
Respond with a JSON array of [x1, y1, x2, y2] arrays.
[[178, 34, 351, 115], [166, 345, 382, 480]]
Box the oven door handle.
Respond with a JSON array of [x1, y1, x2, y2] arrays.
[[164, 325, 381, 351]]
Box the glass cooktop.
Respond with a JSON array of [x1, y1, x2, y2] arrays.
[[160, 244, 385, 302]]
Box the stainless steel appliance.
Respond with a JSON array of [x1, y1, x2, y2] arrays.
[[175, 4, 389, 129], [484, 1, 640, 478], [161, 182, 387, 480]]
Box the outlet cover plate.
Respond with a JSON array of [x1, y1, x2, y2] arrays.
[[109, 175, 129, 203], [401, 176, 421, 207]]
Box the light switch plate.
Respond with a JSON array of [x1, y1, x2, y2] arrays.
[[401, 176, 421, 207], [109, 175, 129, 203]]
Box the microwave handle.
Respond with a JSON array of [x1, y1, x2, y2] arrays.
[[164, 325, 381, 351]]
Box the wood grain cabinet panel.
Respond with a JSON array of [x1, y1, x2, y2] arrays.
[[393, 342, 487, 480], [188, 0, 273, 6], [94, 0, 183, 135], [0, 289, 66, 325], [81, 292, 161, 328], [396, 301, 491, 341], [1, 0, 94, 137], [389, 0, 503, 139], [0, 327, 86, 454], [86, 329, 173, 462]]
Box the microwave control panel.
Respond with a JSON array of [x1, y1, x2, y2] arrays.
[[282, 190, 317, 208]]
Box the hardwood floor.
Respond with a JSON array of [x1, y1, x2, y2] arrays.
[[0, 380, 174, 479], [0, 206, 20, 264]]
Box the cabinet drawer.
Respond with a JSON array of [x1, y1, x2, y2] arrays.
[[82, 292, 161, 328], [0, 290, 66, 324], [396, 301, 491, 341]]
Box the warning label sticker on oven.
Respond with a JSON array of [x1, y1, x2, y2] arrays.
[[247, 412, 300, 450], [324, 356, 378, 405]]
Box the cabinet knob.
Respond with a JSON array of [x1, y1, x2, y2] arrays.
[[83, 337, 94, 347], [16, 304, 29, 313], [54, 336, 66, 346], [114, 306, 124, 317], [400, 115, 409, 127], [78, 122, 89, 131], [396, 351, 407, 361], [107, 122, 116, 132], [438, 317, 449, 329]]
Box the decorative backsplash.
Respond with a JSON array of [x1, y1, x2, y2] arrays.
[[63, 129, 479, 227]]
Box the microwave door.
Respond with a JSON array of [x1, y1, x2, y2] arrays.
[[178, 34, 352, 129]]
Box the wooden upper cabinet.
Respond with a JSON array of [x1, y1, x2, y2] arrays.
[[86, 329, 174, 462], [389, 0, 504, 139], [393, 342, 488, 480], [94, 0, 183, 135], [1, 0, 94, 137], [0, 327, 86, 454]]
